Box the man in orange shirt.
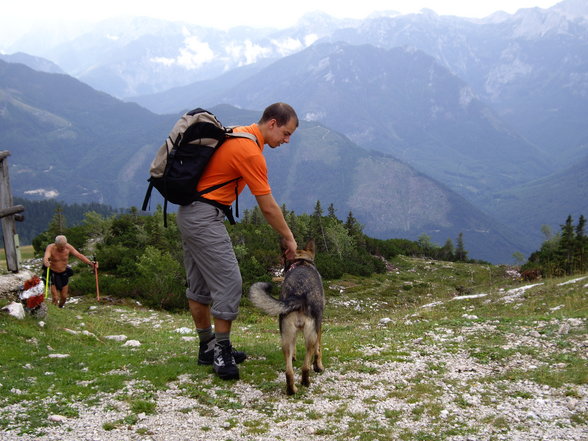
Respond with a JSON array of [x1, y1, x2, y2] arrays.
[[176, 102, 299, 380]]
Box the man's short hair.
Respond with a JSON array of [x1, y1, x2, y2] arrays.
[[259, 102, 299, 128], [55, 235, 68, 245]]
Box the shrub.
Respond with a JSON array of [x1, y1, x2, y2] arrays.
[[69, 269, 139, 299], [135, 246, 186, 311]]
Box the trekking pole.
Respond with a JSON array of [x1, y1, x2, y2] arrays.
[[93, 259, 100, 301], [44, 265, 50, 299]]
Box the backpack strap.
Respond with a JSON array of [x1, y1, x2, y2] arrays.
[[142, 135, 177, 214], [196, 131, 258, 224], [141, 180, 154, 212], [194, 197, 237, 225], [226, 131, 258, 145]]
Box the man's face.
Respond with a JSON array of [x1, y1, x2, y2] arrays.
[[266, 118, 297, 148]]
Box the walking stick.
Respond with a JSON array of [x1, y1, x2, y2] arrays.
[[94, 261, 100, 301], [44, 265, 50, 299]]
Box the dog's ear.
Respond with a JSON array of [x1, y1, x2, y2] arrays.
[[305, 239, 316, 257]]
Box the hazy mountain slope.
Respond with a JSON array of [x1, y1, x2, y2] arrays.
[[0, 64, 531, 262], [131, 59, 277, 114], [213, 106, 534, 264], [6, 2, 586, 170], [325, 1, 588, 166], [8, 16, 341, 98], [165, 42, 549, 204], [0, 52, 64, 74], [490, 154, 588, 241], [0, 60, 175, 207]]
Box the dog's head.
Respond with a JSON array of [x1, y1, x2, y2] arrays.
[[281, 239, 316, 268]]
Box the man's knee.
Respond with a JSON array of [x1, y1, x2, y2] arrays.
[[186, 289, 212, 305]]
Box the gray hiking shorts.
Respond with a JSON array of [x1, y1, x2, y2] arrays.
[[176, 201, 242, 321]]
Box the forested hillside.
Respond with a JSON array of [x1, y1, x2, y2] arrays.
[[1, 198, 122, 246]]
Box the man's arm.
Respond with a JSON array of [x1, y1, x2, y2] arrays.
[[67, 244, 97, 268], [255, 194, 297, 259], [43, 245, 53, 267]]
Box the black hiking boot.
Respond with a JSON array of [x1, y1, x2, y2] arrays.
[[213, 340, 240, 380], [198, 338, 246, 365]]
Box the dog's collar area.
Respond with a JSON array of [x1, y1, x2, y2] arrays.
[[285, 258, 314, 272]]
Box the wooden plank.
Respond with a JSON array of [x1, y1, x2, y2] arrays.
[[0, 154, 20, 272], [0, 205, 25, 218]]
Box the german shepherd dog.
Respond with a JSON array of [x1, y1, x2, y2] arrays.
[[249, 240, 325, 395]]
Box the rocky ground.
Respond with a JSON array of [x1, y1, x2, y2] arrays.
[[0, 269, 586, 440]]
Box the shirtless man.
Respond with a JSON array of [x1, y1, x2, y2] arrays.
[[43, 235, 98, 307]]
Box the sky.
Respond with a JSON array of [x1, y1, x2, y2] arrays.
[[1, 0, 563, 31]]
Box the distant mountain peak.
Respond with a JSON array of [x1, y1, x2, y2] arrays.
[[296, 11, 360, 29], [512, 2, 582, 38], [552, 0, 588, 19], [0, 53, 64, 74]]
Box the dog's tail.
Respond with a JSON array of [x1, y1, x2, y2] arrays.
[[249, 282, 303, 316]]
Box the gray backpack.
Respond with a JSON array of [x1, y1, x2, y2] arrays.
[[141, 108, 257, 226]]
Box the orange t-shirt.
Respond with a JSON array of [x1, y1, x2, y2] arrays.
[[197, 123, 271, 206]]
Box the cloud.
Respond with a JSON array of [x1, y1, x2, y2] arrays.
[[270, 37, 304, 55], [151, 34, 215, 69], [24, 189, 59, 198], [226, 40, 272, 65]]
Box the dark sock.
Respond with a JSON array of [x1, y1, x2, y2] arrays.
[[197, 327, 214, 344], [215, 332, 230, 345]]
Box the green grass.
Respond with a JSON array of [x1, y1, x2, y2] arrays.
[[1, 256, 586, 439], [0, 244, 35, 271]]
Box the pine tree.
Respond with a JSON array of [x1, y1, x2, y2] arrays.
[[575, 215, 586, 271], [312, 200, 323, 218], [241, 208, 251, 224], [344, 211, 362, 236], [250, 206, 263, 225], [455, 232, 468, 262], [327, 203, 337, 220], [560, 215, 575, 274], [47, 205, 67, 238], [311, 201, 328, 251], [441, 238, 455, 261], [344, 211, 365, 247]]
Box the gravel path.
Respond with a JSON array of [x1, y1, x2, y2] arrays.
[[1, 318, 587, 441], [1, 274, 587, 440]]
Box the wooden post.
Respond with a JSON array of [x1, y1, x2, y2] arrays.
[[0, 151, 24, 273]]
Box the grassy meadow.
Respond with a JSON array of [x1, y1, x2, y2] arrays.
[[0, 245, 35, 271], [0, 256, 586, 440]]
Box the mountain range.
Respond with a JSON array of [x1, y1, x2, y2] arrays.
[[1, 0, 587, 263], [143, 42, 551, 202], [0, 59, 527, 263]]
